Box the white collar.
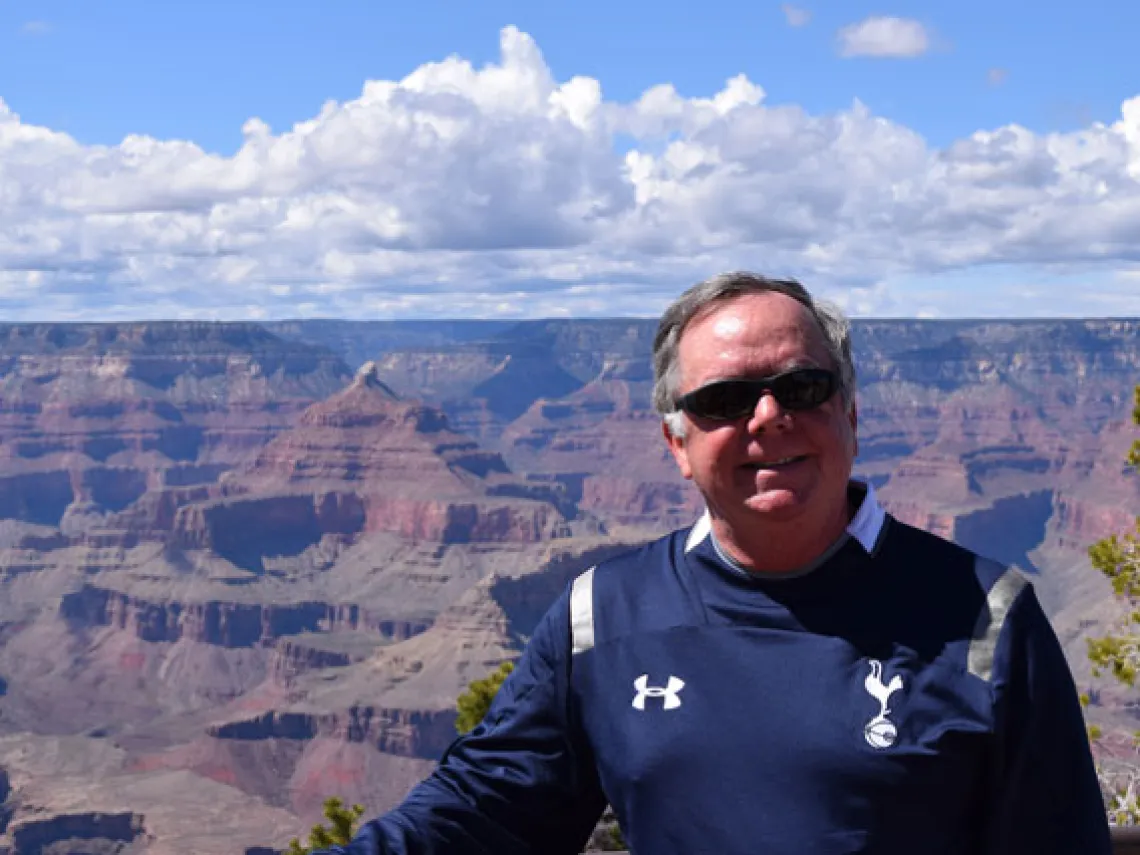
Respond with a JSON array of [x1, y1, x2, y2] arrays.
[[684, 477, 886, 557]]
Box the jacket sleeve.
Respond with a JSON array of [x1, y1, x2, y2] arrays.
[[318, 587, 607, 855], [982, 583, 1112, 854]]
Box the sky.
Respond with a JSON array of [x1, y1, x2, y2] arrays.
[[1, 0, 1139, 321]]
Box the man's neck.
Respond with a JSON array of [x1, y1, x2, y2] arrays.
[[710, 494, 855, 575]]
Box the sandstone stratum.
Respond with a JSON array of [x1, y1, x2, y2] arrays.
[[0, 317, 1136, 852]]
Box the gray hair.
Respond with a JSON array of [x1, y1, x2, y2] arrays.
[[653, 272, 856, 438]]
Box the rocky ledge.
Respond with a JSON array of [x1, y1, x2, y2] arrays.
[[209, 706, 457, 760], [59, 585, 430, 649], [5, 810, 145, 854]]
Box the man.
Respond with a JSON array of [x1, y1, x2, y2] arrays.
[[322, 273, 1110, 853]]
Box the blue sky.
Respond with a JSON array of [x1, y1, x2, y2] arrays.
[[5, 0, 1138, 152], [1, 0, 1139, 320]]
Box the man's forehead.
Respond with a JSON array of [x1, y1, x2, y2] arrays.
[[708, 312, 747, 339], [704, 313, 815, 342], [677, 296, 831, 380], [684, 294, 823, 346]]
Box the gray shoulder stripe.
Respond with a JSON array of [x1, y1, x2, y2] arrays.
[[570, 566, 596, 655], [967, 561, 1030, 682]]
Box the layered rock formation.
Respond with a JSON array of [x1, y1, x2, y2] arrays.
[[7, 810, 146, 854], [0, 734, 304, 854], [58, 585, 429, 649], [0, 322, 353, 550], [199, 362, 580, 570], [0, 324, 628, 849], [359, 319, 658, 440], [499, 357, 702, 531], [194, 536, 638, 819]]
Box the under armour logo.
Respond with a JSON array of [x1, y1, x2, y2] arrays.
[[632, 674, 684, 710], [862, 659, 904, 749]]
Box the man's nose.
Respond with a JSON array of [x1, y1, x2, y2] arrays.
[[746, 390, 791, 433]]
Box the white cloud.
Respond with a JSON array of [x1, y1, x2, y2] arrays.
[[781, 4, 812, 27], [837, 16, 931, 58], [20, 20, 52, 35], [2, 28, 1140, 321]]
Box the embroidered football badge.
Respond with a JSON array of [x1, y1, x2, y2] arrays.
[[632, 674, 685, 710], [862, 660, 904, 749]]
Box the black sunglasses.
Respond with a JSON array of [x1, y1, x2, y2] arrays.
[[675, 368, 839, 421]]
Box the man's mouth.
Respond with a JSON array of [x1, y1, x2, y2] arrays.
[[745, 455, 807, 470]]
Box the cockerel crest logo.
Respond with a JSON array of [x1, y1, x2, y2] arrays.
[[863, 660, 904, 749]]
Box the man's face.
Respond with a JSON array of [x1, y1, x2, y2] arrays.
[[664, 291, 858, 539]]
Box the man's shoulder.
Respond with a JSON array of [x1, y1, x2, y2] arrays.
[[566, 522, 704, 654], [879, 514, 1037, 671], [880, 513, 1021, 593], [574, 524, 692, 581]]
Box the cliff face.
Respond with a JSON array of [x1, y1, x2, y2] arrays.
[[0, 322, 353, 550], [499, 360, 701, 530], [361, 320, 656, 439], [270, 638, 355, 683], [171, 491, 566, 562], [190, 537, 637, 791], [208, 707, 457, 759], [189, 363, 573, 570], [0, 323, 352, 457], [59, 585, 430, 649], [0, 329, 576, 576], [0, 734, 306, 855], [7, 810, 145, 853]]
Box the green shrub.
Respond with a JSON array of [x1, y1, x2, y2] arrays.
[[1086, 385, 1140, 825], [286, 797, 365, 854], [455, 660, 515, 735]]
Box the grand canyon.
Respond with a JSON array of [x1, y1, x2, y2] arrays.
[[0, 316, 1137, 853]]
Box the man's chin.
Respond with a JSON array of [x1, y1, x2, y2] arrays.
[[739, 488, 807, 519]]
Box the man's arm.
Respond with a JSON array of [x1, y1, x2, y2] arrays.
[[982, 583, 1112, 854], [317, 588, 607, 854]]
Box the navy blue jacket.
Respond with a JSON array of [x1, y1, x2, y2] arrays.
[[324, 485, 1110, 854]]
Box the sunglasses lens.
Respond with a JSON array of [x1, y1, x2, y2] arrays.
[[685, 381, 759, 420], [773, 369, 836, 410], [679, 369, 837, 420]]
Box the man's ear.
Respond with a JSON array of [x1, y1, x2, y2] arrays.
[[663, 418, 693, 480]]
